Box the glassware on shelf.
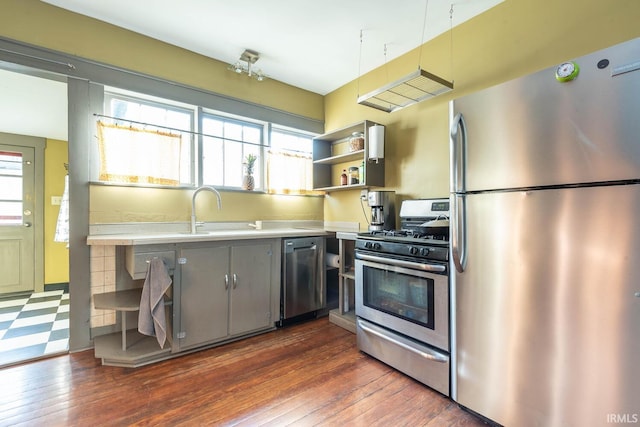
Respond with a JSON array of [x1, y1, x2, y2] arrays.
[[348, 166, 359, 185], [349, 132, 364, 152], [340, 169, 348, 185]]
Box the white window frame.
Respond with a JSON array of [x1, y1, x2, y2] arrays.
[[97, 91, 197, 187], [95, 89, 318, 194], [267, 126, 317, 195]]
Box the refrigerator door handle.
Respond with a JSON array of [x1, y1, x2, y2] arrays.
[[451, 194, 467, 273], [450, 106, 468, 273], [449, 111, 467, 193]]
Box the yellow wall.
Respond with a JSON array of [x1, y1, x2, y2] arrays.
[[323, 0, 640, 228], [89, 186, 324, 224], [44, 139, 69, 283]]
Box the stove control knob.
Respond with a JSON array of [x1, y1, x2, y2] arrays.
[[420, 248, 430, 256], [409, 246, 419, 255], [364, 242, 372, 249], [373, 242, 382, 250]]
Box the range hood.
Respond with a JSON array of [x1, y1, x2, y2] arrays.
[[357, 67, 454, 113]]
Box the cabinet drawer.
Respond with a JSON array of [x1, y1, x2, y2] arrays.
[[125, 247, 175, 280]]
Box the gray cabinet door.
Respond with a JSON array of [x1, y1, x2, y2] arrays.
[[179, 246, 229, 350], [229, 243, 272, 335]]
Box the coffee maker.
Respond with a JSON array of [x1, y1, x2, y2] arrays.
[[367, 191, 396, 231]]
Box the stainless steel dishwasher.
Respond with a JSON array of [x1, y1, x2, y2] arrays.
[[281, 236, 325, 323]]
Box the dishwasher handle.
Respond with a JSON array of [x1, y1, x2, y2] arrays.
[[284, 239, 318, 254], [293, 244, 316, 253]]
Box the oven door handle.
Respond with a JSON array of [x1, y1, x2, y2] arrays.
[[358, 320, 448, 363], [356, 252, 446, 273]]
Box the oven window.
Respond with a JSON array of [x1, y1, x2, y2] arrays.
[[362, 265, 435, 329]]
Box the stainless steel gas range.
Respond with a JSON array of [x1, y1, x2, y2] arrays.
[[355, 199, 451, 396]]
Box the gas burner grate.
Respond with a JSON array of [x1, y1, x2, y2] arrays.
[[365, 229, 449, 242]]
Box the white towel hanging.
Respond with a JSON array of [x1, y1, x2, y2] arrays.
[[138, 258, 172, 348], [54, 174, 69, 246]]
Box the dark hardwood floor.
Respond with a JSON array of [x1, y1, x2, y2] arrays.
[[0, 317, 485, 426]]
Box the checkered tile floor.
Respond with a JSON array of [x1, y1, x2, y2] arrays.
[[0, 290, 69, 367]]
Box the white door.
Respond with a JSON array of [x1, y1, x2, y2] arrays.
[[0, 144, 36, 294]]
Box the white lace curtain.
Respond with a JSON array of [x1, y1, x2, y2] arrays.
[[266, 149, 320, 195], [97, 121, 182, 186], [54, 174, 69, 246]]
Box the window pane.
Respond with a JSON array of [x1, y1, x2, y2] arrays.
[[104, 94, 194, 185], [244, 145, 261, 188], [201, 114, 264, 189], [271, 130, 312, 153], [97, 122, 183, 185], [178, 133, 192, 183], [103, 92, 317, 193], [203, 118, 223, 137], [224, 122, 243, 141], [0, 151, 22, 224], [225, 141, 243, 187], [267, 129, 314, 194], [244, 126, 261, 144], [0, 151, 23, 176], [111, 99, 130, 118], [0, 176, 22, 200], [202, 136, 223, 184], [0, 201, 21, 225], [166, 109, 192, 130]]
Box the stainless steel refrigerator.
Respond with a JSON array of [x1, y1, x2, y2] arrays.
[[449, 38, 640, 427]]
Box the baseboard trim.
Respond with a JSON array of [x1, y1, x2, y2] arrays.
[[45, 282, 69, 293]]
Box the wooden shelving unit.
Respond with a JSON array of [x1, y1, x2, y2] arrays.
[[329, 232, 358, 333], [93, 287, 173, 368], [313, 120, 384, 192], [93, 329, 172, 368], [313, 150, 364, 165]]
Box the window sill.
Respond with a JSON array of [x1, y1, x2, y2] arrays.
[[89, 181, 321, 196]]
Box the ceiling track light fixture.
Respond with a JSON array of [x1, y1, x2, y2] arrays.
[[356, 0, 454, 113], [228, 49, 267, 81]]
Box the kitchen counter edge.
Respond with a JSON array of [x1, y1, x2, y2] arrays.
[[87, 228, 331, 246]]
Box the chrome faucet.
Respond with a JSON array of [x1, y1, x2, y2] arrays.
[[191, 186, 222, 234]]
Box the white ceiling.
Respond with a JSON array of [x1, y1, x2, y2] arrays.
[[0, 68, 67, 140], [42, 0, 503, 95]]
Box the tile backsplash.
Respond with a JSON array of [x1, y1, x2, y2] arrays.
[[90, 245, 116, 328]]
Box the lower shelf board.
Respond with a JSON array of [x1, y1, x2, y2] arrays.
[[94, 329, 172, 368], [329, 309, 356, 334]]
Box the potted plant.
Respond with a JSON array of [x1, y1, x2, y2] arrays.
[[242, 154, 257, 190]]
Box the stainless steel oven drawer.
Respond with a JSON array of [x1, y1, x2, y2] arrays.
[[357, 318, 450, 396]]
